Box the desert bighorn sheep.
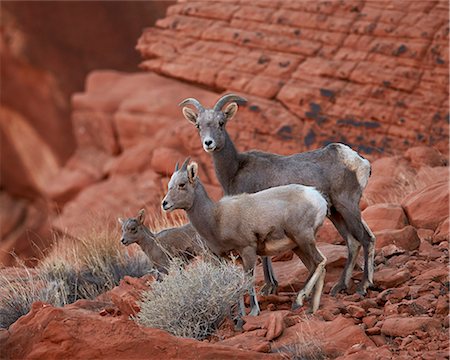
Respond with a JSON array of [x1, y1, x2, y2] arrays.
[[162, 159, 328, 315], [180, 94, 376, 296], [119, 209, 200, 273]]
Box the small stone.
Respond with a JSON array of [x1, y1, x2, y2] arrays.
[[347, 305, 366, 318], [366, 326, 381, 335]]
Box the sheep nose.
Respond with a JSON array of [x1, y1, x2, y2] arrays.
[[162, 200, 168, 208], [204, 139, 213, 147], [120, 238, 125, 244]]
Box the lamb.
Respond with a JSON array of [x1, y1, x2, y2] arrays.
[[179, 94, 376, 296], [119, 209, 200, 273], [162, 159, 328, 315]]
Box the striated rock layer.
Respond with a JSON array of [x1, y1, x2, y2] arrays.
[[138, 0, 449, 156]]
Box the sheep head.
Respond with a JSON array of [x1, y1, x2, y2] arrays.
[[179, 94, 247, 153], [162, 159, 198, 212]]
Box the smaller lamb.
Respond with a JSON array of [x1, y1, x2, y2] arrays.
[[162, 159, 328, 315], [119, 209, 200, 273]]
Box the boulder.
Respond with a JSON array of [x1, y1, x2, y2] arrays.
[[104, 142, 156, 176], [218, 331, 271, 353], [363, 203, 408, 232], [374, 225, 420, 251], [1, 302, 278, 360], [52, 170, 161, 238], [381, 316, 440, 337], [151, 147, 186, 176], [255, 243, 348, 292], [404, 146, 447, 168], [272, 315, 374, 358], [402, 181, 449, 230], [242, 310, 290, 341], [374, 268, 411, 289], [433, 217, 449, 243]]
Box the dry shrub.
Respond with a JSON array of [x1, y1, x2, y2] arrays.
[[136, 256, 251, 340]]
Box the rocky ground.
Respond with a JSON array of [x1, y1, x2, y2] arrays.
[[1, 146, 448, 359]]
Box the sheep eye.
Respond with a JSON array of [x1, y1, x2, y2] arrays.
[[130, 227, 137, 233], [179, 183, 186, 189]]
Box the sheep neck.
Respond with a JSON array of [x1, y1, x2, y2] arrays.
[[212, 131, 240, 195], [186, 180, 218, 245], [136, 226, 155, 253]]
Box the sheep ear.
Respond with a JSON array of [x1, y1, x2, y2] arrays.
[[223, 102, 238, 122], [187, 162, 198, 183], [182, 107, 198, 125], [118, 218, 124, 225], [137, 209, 145, 224]]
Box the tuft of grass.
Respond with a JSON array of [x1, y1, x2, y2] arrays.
[[274, 316, 326, 360], [0, 223, 154, 329], [136, 256, 251, 340]]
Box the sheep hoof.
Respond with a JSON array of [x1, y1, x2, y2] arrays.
[[356, 282, 371, 296], [234, 318, 244, 331], [330, 282, 347, 296], [260, 283, 277, 296], [249, 308, 260, 317], [291, 301, 302, 311]]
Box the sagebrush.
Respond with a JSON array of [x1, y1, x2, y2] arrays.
[[136, 256, 251, 340]]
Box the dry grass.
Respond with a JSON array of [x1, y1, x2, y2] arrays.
[[0, 222, 154, 329], [274, 316, 327, 360], [136, 255, 251, 340]]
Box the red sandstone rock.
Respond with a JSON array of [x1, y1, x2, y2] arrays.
[[404, 146, 447, 168], [374, 225, 420, 251], [52, 170, 161, 238], [242, 311, 289, 341], [381, 316, 441, 337], [433, 217, 449, 243], [0, 192, 26, 240], [255, 243, 348, 293], [347, 304, 365, 319], [218, 331, 271, 353], [374, 268, 411, 289], [377, 287, 410, 304], [151, 147, 186, 176], [363, 203, 409, 232], [104, 142, 155, 176], [100, 275, 156, 318], [402, 181, 449, 230], [1, 302, 278, 360], [272, 315, 374, 358]]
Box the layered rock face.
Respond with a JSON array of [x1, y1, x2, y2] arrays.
[[0, 2, 173, 264], [138, 0, 449, 156]]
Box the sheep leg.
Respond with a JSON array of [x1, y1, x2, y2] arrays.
[[311, 265, 326, 313], [329, 209, 361, 295], [330, 202, 376, 296], [260, 256, 278, 295], [361, 219, 376, 285], [354, 219, 376, 295], [241, 246, 260, 317], [292, 244, 326, 312]]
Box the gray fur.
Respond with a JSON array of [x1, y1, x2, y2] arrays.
[[162, 162, 328, 315], [119, 209, 199, 274], [181, 94, 376, 295]]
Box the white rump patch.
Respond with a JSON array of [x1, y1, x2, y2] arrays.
[[335, 144, 371, 189], [303, 186, 328, 228]]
